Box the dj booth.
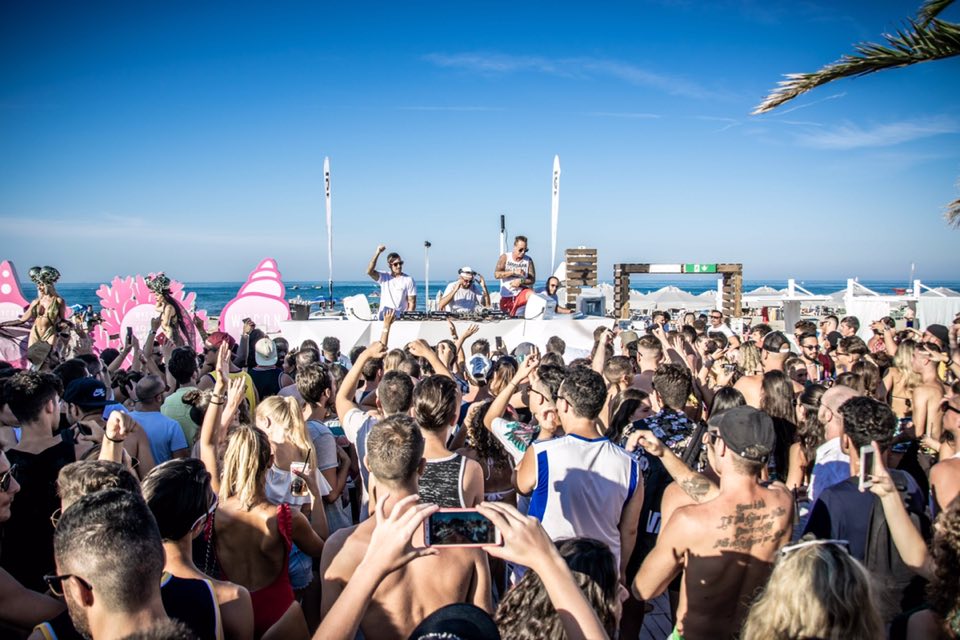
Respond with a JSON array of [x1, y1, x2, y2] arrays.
[[277, 314, 613, 357]]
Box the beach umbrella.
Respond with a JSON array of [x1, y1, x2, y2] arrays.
[[643, 285, 701, 309], [922, 287, 960, 297]]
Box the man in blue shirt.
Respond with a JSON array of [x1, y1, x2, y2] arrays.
[[130, 375, 188, 464]]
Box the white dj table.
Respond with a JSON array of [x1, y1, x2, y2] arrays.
[[276, 316, 613, 357]]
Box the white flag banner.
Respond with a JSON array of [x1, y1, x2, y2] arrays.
[[324, 157, 333, 299], [551, 155, 561, 273]]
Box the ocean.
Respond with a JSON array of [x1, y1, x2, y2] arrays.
[[40, 278, 960, 316]]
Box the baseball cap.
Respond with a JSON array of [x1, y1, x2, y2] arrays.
[[467, 355, 492, 385], [761, 331, 790, 354], [458, 266, 476, 275], [709, 406, 775, 463], [63, 378, 110, 408], [620, 330, 639, 348], [925, 324, 949, 347], [409, 603, 501, 640], [254, 338, 278, 366]]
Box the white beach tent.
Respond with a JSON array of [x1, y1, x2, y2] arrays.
[[641, 285, 702, 310]]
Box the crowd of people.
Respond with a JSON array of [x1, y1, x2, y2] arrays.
[[1, 261, 960, 640]]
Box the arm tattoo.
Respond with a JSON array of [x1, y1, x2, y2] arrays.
[[679, 474, 712, 502]]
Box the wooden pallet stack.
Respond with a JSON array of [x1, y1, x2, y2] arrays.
[[564, 247, 597, 308]]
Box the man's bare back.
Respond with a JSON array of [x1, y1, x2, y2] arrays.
[[638, 483, 793, 640], [320, 514, 492, 640]]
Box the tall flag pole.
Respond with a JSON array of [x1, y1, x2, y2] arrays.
[[499, 214, 506, 257], [324, 157, 333, 302], [551, 155, 561, 274]]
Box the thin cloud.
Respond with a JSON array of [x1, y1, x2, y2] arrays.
[[796, 117, 960, 150], [771, 92, 846, 116], [399, 106, 506, 112], [422, 52, 718, 100], [586, 111, 662, 119], [693, 115, 741, 132]]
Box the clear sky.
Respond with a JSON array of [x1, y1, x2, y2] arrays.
[[2, 1, 958, 284]]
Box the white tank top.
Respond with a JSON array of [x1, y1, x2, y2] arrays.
[[528, 434, 639, 571], [499, 253, 532, 298]]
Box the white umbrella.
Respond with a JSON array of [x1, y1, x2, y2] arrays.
[[921, 287, 960, 298], [642, 285, 701, 310]]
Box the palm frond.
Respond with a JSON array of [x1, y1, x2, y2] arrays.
[[919, 0, 954, 26], [752, 18, 960, 114], [946, 196, 960, 228]]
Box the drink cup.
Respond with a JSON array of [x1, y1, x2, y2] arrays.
[[290, 462, 310, 497]]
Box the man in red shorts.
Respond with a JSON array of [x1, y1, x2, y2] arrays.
[[494, 235, 536, 317]]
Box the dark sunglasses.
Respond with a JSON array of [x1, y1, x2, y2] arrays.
[[0, 464, 17, 492], [941, 401, 960, 415], [516, 248, 528, 253], [389, 261, 404, 267], [44, 573, 93, 596]]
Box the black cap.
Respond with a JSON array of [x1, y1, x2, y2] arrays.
[[761, 331, 790, 354], [926, 324, 949, 347], [408, 603, 501, 640], [709, 406, 775, 463], [63, 378, 110, 408]]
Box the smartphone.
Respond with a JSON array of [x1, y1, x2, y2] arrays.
[[425, 508, 502, 547], [723, 363, 737, 373], [125, 326, 133, 346], [495, 336, 505, 352], [859, 444, 877, 491]]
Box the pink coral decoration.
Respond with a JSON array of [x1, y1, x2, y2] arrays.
[[219, 258, 291, 342], [0, 260, 31, 366], [93, 274, 207, 367]]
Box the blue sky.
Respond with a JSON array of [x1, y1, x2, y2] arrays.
[[1, 0, 958, 285]]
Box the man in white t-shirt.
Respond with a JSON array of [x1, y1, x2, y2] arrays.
[[438, 266, 490, 313], [366, 244, 416, 318], [707, 309, 735, 339]]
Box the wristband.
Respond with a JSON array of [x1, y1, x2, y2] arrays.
[[104, 434, 124, 443]]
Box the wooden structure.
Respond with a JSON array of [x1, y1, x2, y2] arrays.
[[564, 247, 597, 306], [613, 262, 743, 320]]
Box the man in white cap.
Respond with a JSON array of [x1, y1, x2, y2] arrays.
[[438, 267, 490, 313]]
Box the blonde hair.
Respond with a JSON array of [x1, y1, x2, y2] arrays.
[[738, 342, 763, 376], [383, 349, 406, 373], [893, 339, 921, 392], [257, 396, 317, 464], [220, 425, 271, 511], [741, 542, 882, 640]]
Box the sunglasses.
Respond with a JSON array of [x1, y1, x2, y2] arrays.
[[516, 248, 528, 253], [779, 538, 849, 557], [941, 402, 960, 416], [50, 507, 62, 529], [801, 344, 820, 350], [0, 465, 17, 492], [710, 315, 722, 320], [389, 261, 404, 267], [44, 573, 93, 596], [703, 430, 721, 445]]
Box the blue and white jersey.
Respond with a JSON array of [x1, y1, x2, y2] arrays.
[[528, 434, 640, 568]]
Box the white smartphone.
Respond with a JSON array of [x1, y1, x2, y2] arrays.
[[859, 444, 877, 491], [424, 508, 502, 548]]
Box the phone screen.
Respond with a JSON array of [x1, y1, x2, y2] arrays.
[[426, 509, 500, 547], [859, 445, 876, 490]]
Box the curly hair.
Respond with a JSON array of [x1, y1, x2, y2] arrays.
[[463, 400, 512, 475], [929, 498, 960, 635], [741, 539, 882, 640], [796, 384, 827, 475], [495, 538, 618, 639]]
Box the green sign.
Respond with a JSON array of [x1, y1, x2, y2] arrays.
[[683, 263, 717, 274]]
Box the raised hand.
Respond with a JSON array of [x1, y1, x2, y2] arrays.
[[105, 410, 137, 443], [362, 494, 439, 575], [515, 352, 540, 383], [477, 502, 554, 569], [407, 339, 433, 359], [462, 324, 480, 340], [363, 341, 388, 360], [626, 429, 665, 457], [382, 308, 396, 331], [376, 244, 386, 253]]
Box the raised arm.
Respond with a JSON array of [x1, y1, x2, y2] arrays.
[[408, 339, 452, 380], [866, 443, 934, 579], [367, 245, 385, 282], [627, 430, 719, 503], [336, 341, 387, 424], [437, 284, 457, 311], [200, 343, 231, 493], [592, 328, 612, 374], [314, 496, 438, 640], [480, 502, 610, 640], [484, 353, 539, 431], [476, 273, 491, 307]]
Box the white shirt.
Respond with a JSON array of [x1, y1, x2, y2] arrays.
[[809, 437, 851, 503], [377, 271, 416, 313], [441, 281, 485, 313], [707, 322, 735, 339]]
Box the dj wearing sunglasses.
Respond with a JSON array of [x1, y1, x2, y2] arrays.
[[367, 244, 417, 319]]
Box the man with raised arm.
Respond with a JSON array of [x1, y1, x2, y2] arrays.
[[320, 415, 492, 639], [367, 245, 416, 318], [631, 406, 794, 640], [494, 235, 535, 317]]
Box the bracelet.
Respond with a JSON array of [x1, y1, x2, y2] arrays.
[[104, 435, 124, 443], [210, 400, 224, 406]]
